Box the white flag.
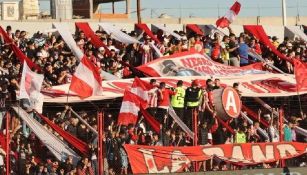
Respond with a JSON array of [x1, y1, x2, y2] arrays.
[[20, 60, 44, 112]]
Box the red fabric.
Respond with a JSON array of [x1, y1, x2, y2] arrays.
[[69, 55, 102, 99], [135, 23, 160, 44], [75, 22, 111, 55], [35, 111, 89, 155], [140, 106, 161, 133], [230, 1, 241, 15], [216, 1, 241, 28], [118, 90, 147, 125], [123, 67, 132, 78], [243, 25, 292, 63], [124, 142, 307, 174], [186, 24, 204, 35], [241, 105, 269, 128], [157, 89, 176, 108], [215, 117, 235, 134], [293, 59, 307, 91], [241, 62, 264, 71], [216, 17, 230, 28], [211, 42, 221, 59], [0, 26, 41, 71], [0, 133, 7, 150]]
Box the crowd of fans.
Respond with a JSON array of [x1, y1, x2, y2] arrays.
[[0, 24, 306, 174]]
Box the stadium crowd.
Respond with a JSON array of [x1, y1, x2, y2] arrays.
[[0, 24, 306, 174]]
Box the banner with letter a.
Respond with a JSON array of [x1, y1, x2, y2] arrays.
[[124, 142, 307, 174]]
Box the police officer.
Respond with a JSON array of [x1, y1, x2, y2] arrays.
[[184, 79, 202, 129], [171, 80, 185, 125]]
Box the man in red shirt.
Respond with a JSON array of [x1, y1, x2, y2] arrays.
[[156, 82, 176, 129]]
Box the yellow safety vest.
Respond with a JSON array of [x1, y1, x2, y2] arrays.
[[235, 132, 246, 143], [171, 87, 185, 108], [186, 89, 202, 107]]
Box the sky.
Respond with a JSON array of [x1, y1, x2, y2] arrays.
[[31, 0, 307, 18]]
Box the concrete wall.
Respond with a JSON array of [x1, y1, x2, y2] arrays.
[[0, 16, 306, 39]]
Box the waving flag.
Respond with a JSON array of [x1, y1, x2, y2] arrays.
[[53, 23, 103, 99], [216, 1, 241, 28], [70, 57, 103, 99], [19, 60, 44, 112], [118, 90, 146, 125], [293, 59, 307, 91], [118, 90, 160, 132], [131, 77, 152, 102]]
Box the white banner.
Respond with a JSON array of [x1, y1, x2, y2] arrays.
[[99, 23, 140, 44], [41, 73, 307, 103], [12, 106, 80, 163]]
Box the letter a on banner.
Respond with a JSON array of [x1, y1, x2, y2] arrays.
[[225, 91, 237, 113]]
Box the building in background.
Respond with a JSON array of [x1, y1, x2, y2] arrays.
[[72, 0, 130, 19], [50, 0, 73, 20], [20, 0, 40, 19], [0, 0, 19, 20]]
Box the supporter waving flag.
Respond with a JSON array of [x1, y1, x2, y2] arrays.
[[216, 1, 241, 28], [53, 23, 103, 99]]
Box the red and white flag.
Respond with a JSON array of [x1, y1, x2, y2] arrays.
[[216, 1, 241, 28], [293, 59, 307, 91], [69, 57, 103, 99], [118, 90, 147, 125], [19, 60, 44, 112], [53, 23, 103, 99], [131, 77, 152, 102]]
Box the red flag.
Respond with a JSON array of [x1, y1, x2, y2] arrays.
[[75, 22, 111, 55], [118, 90, 147, 125], [293, 59, 307, 91], [118, 90, 160, 132], [216, 1, 241, 28], [186, 24, 204, 35], [131, 77, 152, 103], [140, 107, 161, 133], [69, 56, 103, 99]]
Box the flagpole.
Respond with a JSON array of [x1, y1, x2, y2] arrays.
[[6, 112, 10, 175], [97, 111, 104, 175], [282, 0, 287, 26], [296, 86, 303, 116]]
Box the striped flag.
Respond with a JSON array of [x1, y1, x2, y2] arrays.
[[118, 90, 147, 125], [53, 23, 103, 99], [130, 77, 152, 103], [216, 1, 241, 28]]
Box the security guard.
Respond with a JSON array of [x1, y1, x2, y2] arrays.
[[184, 79, 202, 129], [171, 80, 185, 122]]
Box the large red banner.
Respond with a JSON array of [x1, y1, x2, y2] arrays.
[[124, 142, 307, 174]]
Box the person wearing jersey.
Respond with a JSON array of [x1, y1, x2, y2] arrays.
[[147, 79, 158, 117], [171, 80, 185, 124], [184, 79, 202, 129], [156, 82, 176, 128]]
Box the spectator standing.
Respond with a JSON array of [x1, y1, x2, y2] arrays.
[[156, 82, 176, 128], [184, 80, 202, 128], [171, 80, 185, 122], [228, 33, 240, 67], [238, 36, 249, 66]]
